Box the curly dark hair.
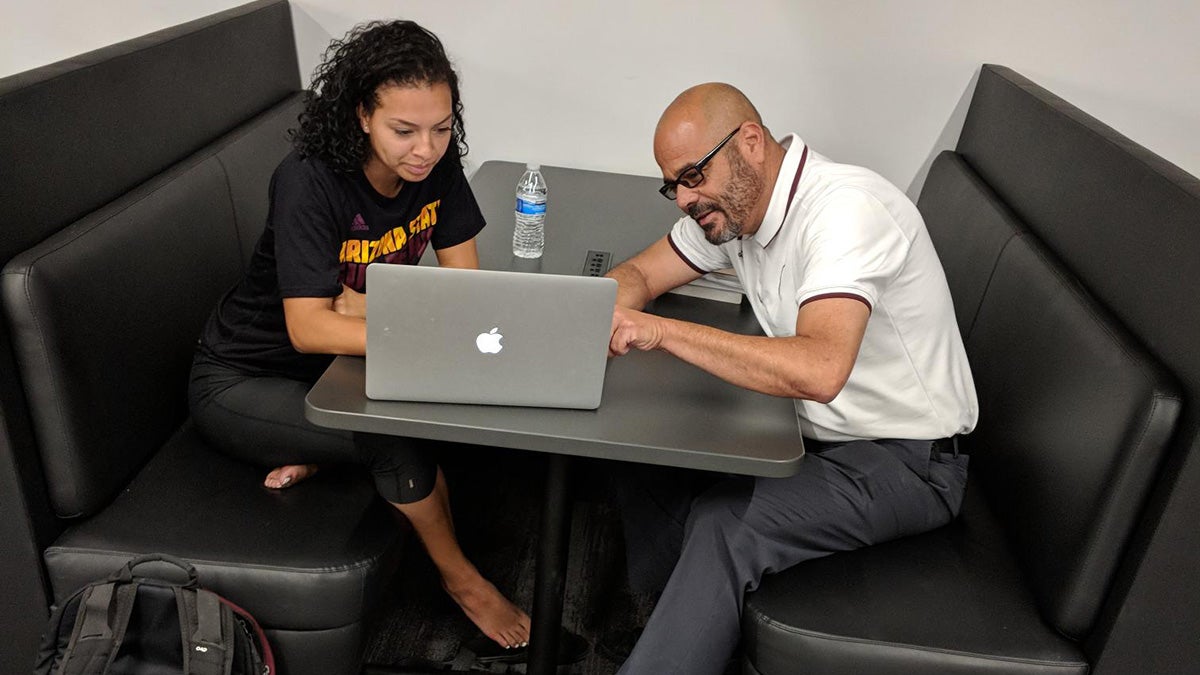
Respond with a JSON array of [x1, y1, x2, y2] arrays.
[[292, 20, 468, 172]]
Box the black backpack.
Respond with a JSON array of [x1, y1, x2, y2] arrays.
[[34, 554, 274, 675]]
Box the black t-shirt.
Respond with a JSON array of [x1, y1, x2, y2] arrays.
[[198, 147, 486, 382]]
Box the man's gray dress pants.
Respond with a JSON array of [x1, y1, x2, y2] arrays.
[[614, 438, 969, 675]]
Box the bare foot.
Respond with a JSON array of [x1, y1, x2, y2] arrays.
[[445, 576, 531, 649], [263, 464, 318, 489]]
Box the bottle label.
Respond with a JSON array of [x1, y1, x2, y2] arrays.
[[516, 198, 547, 215]]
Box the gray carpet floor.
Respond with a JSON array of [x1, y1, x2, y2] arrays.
[[361, 444, 656, 674]]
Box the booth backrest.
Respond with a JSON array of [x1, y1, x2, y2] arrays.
[[918, 65, 1198, 652], [0, 0, 299, 263], [0, 0, 303, 520], [2, 100, 301, 519], [951, 69, 1200, 669], [958, 66, 1200, 408]]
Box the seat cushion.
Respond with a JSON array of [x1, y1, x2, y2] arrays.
[[44, 422, 405, 631], [268, 623, 367, 675], [742, 484, 1088, 675]]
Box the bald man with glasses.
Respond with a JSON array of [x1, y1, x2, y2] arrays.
[[604, 83, 978, 675]]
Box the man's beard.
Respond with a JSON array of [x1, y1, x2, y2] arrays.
[[688, 149, 764, 245]]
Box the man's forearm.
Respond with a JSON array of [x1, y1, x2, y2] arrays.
[[609, 294, 867, 401], [654, 317, 842, 401], [607, 262, 656, 309]]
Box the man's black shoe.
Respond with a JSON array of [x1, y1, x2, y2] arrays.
[[595, 627, 644, 664]]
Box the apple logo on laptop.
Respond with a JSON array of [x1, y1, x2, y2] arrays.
[[476, 327, 503, 354]]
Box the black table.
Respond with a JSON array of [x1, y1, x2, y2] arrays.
[[306, 161, 805, 674]]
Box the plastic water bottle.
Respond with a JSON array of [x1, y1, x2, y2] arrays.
[[513, 163, 547, 258]]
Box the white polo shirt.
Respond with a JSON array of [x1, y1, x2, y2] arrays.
[[668, 134, 978, 442]]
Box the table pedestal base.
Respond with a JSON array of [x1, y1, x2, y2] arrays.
[[529, 453, 577, 675]]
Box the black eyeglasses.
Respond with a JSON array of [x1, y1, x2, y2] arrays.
[[658, 125, 742, 200]]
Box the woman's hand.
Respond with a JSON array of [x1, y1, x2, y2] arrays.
[[333, 284, 366, 318]]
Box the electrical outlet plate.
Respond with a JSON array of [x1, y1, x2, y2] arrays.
[[582, 250, 612, 277]]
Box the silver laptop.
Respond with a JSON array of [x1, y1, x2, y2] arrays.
[[365, 264, 618, 409]]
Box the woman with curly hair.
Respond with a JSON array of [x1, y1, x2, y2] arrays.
[[188, 20, 530, 649]]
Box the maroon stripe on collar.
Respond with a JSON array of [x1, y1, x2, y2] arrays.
[[764, 145, 809, 249], [667, 232, 713, 275], [799, 291, 871, 311]]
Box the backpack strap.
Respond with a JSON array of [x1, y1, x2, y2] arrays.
[[57, 582, 138, 675], [177, 586, 235, 675], [219, 595, 275, 675]]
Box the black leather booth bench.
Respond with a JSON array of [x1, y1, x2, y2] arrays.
[[3, 4, 1199, 674], [0, 2, 404, 674], [741, 66, 1200, 674]]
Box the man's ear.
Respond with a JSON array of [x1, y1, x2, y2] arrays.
[[739, 122, 767, 162]]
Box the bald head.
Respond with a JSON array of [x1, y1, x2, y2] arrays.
[[656, 82, 762, 143], [653, 83, 779, 180]]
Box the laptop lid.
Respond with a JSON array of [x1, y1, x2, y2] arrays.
[[365, 264, 617, 409]]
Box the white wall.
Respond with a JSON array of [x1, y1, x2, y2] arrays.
[[3, 1, 1198, 198]]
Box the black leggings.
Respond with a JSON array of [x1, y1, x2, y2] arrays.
[[188, 354, 437, 504]]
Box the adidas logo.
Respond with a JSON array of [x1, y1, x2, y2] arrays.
[[350, 213, 368, 231]]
